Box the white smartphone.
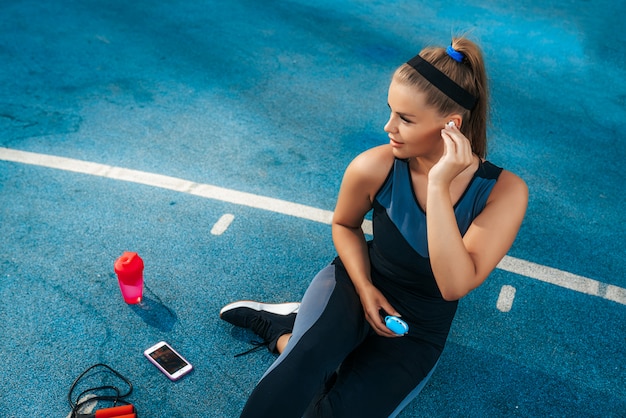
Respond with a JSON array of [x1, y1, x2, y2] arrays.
[[144, 341, 193, 381]]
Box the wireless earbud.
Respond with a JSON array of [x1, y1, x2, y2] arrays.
[[446, 121, 456, 128]]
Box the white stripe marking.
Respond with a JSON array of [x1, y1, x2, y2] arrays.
[[496, 285, 516, 312], [0, 148, 334, 225], [495, 256, 626, 305], [211, 213, 235, 235], [1, 147, 624, 306]]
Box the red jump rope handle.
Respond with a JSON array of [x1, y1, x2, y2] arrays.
[[94, 404, 136, 417]]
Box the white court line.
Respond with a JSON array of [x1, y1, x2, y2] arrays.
[[496, 285, 516, 312], [2, 147, 625, 306], [211, 213, 235, 236]]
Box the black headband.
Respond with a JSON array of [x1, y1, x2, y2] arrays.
[[406, 55, 477, 110]]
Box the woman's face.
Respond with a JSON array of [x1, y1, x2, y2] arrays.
[[384, 79, 448, 160]]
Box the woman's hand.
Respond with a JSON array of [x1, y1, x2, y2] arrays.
[[429, 122, 475, 186], [357, 283, 403, 338]]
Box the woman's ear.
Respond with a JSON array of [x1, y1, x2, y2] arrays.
[[446, 114, 463, 129]]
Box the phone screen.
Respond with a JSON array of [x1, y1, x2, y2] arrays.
[[148, 345, 189, 374]]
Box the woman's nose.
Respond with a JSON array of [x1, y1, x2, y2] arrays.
[[384, 115, 396, 133]]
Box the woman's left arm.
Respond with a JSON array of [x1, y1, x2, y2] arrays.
[[427, 126, 528, 301]]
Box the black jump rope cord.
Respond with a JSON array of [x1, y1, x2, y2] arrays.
[[68, 363, 133, 416]]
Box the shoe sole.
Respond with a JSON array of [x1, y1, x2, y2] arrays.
[[219, 300, 300, 317]]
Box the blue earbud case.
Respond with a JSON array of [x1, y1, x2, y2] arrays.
[[385, 316, 409, 335]]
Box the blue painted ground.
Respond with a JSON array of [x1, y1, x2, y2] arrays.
[[1, 0, 625, 416]]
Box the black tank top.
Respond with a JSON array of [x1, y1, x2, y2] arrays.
[[369, 158, 502, 347]]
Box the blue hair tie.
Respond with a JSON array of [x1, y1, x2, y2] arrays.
[[446, 45, 464, 63]]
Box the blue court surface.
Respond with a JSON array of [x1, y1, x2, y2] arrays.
[[1, 0, 625, 417]]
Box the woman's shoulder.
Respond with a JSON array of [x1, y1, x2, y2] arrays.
[[341, 145, 396, 201], [348, 144, 396, 176], [488, 164, 528, 206]]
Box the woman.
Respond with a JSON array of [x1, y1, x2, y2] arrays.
[[220, 37, 528, 417]]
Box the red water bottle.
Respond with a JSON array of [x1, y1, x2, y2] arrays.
[[114, 252, 144, 304]]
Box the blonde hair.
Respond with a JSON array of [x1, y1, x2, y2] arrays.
[[394, 37, 489, 158]]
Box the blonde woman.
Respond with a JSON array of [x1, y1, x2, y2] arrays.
[[221, 37, 528, 417]]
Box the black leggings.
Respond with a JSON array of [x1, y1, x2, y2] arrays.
[[240, 263, 441, 418]]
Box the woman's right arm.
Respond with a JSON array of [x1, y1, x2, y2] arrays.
[[331, 145, 401, 337]]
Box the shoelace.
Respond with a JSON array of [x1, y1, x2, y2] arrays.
[[234, 340, 268, 357]]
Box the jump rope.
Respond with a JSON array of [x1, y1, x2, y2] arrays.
[[67, 363, 136, 418]]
